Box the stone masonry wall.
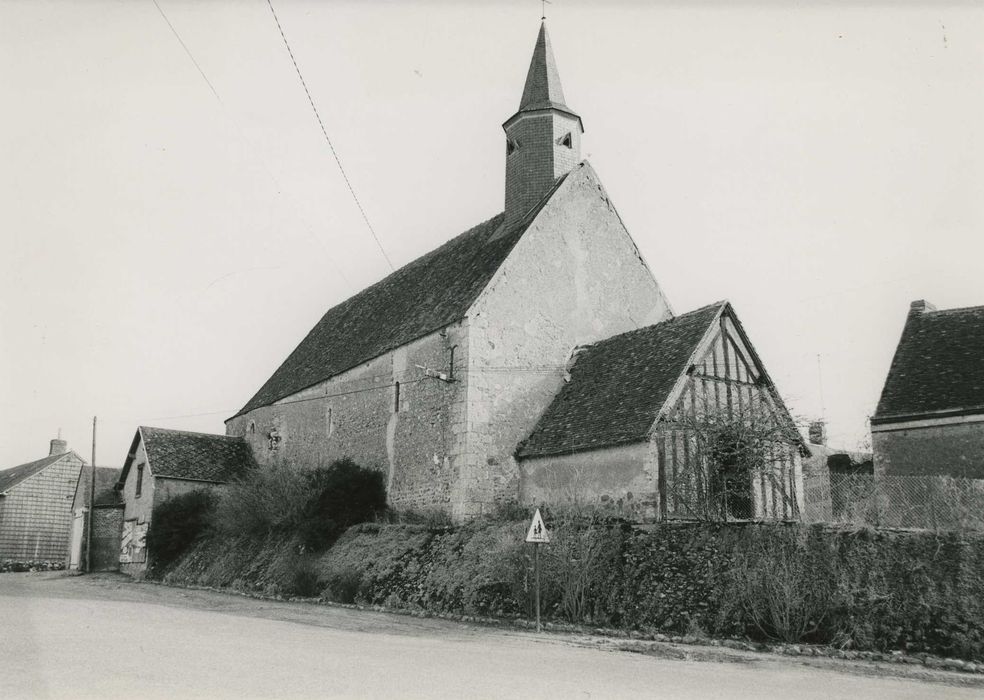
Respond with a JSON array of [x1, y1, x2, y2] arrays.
[[458, 163, 672, 519], [227, 323, 469, 515]]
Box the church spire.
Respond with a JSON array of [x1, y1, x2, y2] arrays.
[[503, 22, 584, 224], [518, 22, 569, 113]]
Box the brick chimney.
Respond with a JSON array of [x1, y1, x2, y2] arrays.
[[808, 421, 827, 446], [49, 438, 69, 456], [908, 299, 937, 316]]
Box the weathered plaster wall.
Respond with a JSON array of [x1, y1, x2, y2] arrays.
[[120, 437, 224, 578], [0, 454, 83, 561], [873, 419, 984, 479], [460, 163, 672, 518], [520, 442, 657, 520], [227, 324, 469, 514]]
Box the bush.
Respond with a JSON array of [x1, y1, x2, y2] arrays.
[[210, 459, 385, 550], [146, 489, 215, 571], [297, 459, 386, 551], [210, 463, 311, 539]]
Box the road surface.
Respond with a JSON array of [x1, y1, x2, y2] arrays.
[[1, 572, 981, 699]]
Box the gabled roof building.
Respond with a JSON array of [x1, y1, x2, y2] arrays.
[[116, 426, 256, 576], [224, 23, 803, 522], [0, 438, 85, 562], [226, 23, 671, 521], [871, 300, 984, 478]]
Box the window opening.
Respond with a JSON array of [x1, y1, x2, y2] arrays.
[[394, 382, 401, 413], [557, 132, 572, 148], [506, 138, 520, 156], [326, 407, 333, 437], [135, 463, 144, 498], [448, 346, 457, 381]]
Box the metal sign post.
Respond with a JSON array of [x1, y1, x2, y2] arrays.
[[525, 508, 550, 632]]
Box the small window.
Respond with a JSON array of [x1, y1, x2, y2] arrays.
[[394, 382, 401, 413], [557, 132, 572, 148], [135, 463, 145, 498], [247, 421, 256, 435], [506, 138, 520, 156], [448, 346, 457, 382], [268, 429, 282, 451], [326, 407, 333, 437]]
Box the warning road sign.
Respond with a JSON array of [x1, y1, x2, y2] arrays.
[[525, 508, 550, 544]]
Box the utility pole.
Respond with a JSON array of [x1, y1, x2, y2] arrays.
[[85, 416, 96, 572]]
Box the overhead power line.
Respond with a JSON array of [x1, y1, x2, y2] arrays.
[[265, 0, 395, 271], [148, 0, 354, 290]]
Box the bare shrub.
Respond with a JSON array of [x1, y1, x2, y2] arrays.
[[726, 531, 839, 643]]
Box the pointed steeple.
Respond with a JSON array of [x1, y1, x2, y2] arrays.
[[518, 22, 569, 113], [502, 23, 584, 223]]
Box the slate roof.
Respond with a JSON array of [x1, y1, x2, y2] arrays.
[[517, 302, 725, 459], [0, 453, 75, 494], [76, 465, 124, 507], [874, 302, 984, 421], [232, 174, 569, 420], [124, 427, 256, 484]]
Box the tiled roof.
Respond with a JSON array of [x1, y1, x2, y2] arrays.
[[0, 453, 73, 494], [874, 302, 984, 421], [139, 427, 256, 483], [517, 302, 725, 459], [232, 179, 565, 420], [518, 22, 572, 113], [76, 466, 124, 507]]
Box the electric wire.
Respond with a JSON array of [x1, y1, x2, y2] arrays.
[[265, 0, 394, 271], [148, 0, 354, 290]]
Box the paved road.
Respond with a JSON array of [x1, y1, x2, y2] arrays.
[[1, 573, 981, 699]]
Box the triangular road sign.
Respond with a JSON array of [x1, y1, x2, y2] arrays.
[[525, 508, 550, 544]]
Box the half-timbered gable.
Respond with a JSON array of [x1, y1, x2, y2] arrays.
[[517, 302, 806, 522], [655, 306, 805, 521]]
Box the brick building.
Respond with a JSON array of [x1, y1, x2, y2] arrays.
[[226, 23, 801, 522], [0, 438, 85, 563], [116, 426, 255, 577], [871, 300, 984, 478]]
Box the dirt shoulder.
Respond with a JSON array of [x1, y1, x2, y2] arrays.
[[3, 571, 982, 691]]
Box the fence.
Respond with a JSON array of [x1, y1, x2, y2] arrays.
[[803, 473, 984, 531]]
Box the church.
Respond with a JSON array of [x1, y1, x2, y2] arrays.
[[225, 23, 806, 522]]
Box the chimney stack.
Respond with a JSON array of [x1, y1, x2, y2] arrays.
[[909, 299, 937, 316], [808, 421, 827, 446], [49, 438, 69, 456]]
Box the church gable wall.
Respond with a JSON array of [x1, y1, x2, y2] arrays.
[[455, 164, 672, 519]]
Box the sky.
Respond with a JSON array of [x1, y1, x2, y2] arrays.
[[1, 0, 982, 468]]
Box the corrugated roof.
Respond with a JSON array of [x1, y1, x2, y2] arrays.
[[517, 302, 725, 459], [232, 174, 568, 420], [874, 302, 984, 421], [0, 453, 74, 494], [138, 427, 256, 483]]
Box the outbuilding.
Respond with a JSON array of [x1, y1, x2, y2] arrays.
[[117, 426, 256, 577]]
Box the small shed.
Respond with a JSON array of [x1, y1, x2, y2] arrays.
[[117, 426, 256, 577]]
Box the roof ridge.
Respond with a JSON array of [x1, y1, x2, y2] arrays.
[[140, 426, 244, 440], [924, 304, 984, 315]]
